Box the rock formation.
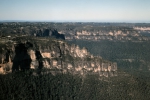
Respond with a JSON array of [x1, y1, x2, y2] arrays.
[[35, 29, 65, 40], [0, 37, 117, 77]]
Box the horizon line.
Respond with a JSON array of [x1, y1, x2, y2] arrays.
[[0, 20, 150, 23]]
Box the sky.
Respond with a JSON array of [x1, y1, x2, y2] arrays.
[[0, 0, 150, 22]]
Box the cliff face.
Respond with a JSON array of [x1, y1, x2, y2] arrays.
[[0, 37, 117, 77], [35, 29, 65, 40]]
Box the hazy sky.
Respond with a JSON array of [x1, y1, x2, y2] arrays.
[[0, 0, 150, 22]]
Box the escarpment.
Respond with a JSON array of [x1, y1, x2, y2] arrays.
[[0, 37, 117, 77]]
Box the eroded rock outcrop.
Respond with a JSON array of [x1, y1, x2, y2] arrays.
[[0, 37, 117, 77], [35, 29, 65, 40]]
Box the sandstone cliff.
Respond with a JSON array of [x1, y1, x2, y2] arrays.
[[0, 37, 117, 77]]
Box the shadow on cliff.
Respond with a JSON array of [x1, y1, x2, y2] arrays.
[[35, 50, 43, 74], [51, 29, 65, 40], [12, 42, 32, 72], [12, 41, 44, 74], [37, 29, 65, 40]]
